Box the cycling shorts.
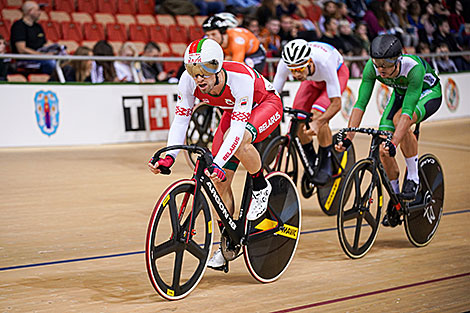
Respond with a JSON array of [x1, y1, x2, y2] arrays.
[[212, 91, 282, 169], [292, 63, 349, 113], [379, 83, 442, 132]]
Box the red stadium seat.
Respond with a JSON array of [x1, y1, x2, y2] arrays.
[[83, 22, 105, 41], [116, 13, 136, 30], [40, 20, 61, 42], [77, 0, 97, 15], [137, 0, 154, 14], [108, 40, 122, 54], [168, 24, 188, 43], [57, 39, 79, 53], [155, 14, 175, 27], [136, 14, 156, 26], [148, 24, 169, 43], [194, 15, 207, 26], [188, 25, 204, 42], [61, 21, 83, 42], [28, 73, 50, 82], [106, 23, 127, 41], [4, 0, 22, 9], [169, 42, 186, 56], [131, 40, 145, 55], [117, 0, 136, 14], [155, 41, 169, 54], [175, 15, 195, 28], [1, 8, 21, 23], [71, 12, 93, 25], [94, 12, 115, 28], [7, 74, 27, 82], [0, 19, 11, 41], [97, 0, 117, 14], [55, 0, 75, 13], [38, 10, 49, 22], [81, 40, 97, 50], [49, 11, 71, 23], [129, 24, 149, 42]]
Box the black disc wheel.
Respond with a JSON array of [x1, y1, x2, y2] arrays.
[[337, 159, 383, 259], [146, 180, 213, 300], [262, 136, 299, 185], [317, 134, 356, 216], [243, 172, 301, 282], [184, 104, 222, 168], [404, 154, 444, 247]]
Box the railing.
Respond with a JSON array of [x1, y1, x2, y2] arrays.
[[1, 50, 469, 83]]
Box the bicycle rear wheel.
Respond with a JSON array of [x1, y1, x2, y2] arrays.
[[243, 172, 301, 282], [337, 159, 383, 259], [184, 104, 222, 168], [262, 136, 299, 185], [404, 154, 444, 247], [317, 133, 356, 216], [146, 180, 213, 300]]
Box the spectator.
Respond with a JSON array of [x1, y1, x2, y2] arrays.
[[140, 42, 171, 82], [9, 1, 55, 75], [192, 0, 225, 15], [349, 47, 368, 78], [449, 1, 465, 34], [363, 0, 393, 38], [432, 0, 451, 19], [454, 44, 470, 71], [242, 16, 261, 38], [319, 17, 345, 53], [226, 0, 260, 15], [317, 0, 338, 37], [256, 0, 277, 27], [433, 18, 461, 52], [417, 42, 432, 64], [345, 0, 367, 20], [420, 2, 438, 47], [353, 22, 371, 52], [49, 46, 92, 82], [391, 0, 419, 47], [91, 40, 117, 83], [435, 42, 458, 72], [338, 19, 361, 55], [114, 42, 143, 82], [276, 0, 305, 19], [259, 18, 282, 56], [337, 2, 354, 26], [0, 35, 9, 81], [407, 1, 424, 37], [279, 14, 298, 47]]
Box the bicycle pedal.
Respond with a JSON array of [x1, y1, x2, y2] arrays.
[[208, 262, 229, 273]]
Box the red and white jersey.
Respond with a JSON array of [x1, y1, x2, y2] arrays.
[[167, 61, 277, 168]]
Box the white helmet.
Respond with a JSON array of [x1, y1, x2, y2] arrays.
[[281, 39, 312, 68], [214, 12, 239, 28], [184, 38, 224, 77]]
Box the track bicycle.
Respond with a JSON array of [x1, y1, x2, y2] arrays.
[[146, 145, 301, 300], [262, 107, 356, 216], [336, 126, 444, 259]]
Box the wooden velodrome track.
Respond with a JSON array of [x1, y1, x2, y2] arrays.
[[1, 118, 469, 312]]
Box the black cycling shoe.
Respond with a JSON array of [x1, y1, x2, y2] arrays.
[[311, 157, 332, 186], [401, 179, 419, 201], [382, 201, 401, 227]]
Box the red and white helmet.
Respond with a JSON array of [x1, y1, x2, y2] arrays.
[[184, 38, 224, 77]]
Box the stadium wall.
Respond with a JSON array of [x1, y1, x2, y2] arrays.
[[0, 73, 467, 147]]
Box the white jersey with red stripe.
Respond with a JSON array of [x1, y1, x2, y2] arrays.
[[166, 61, 277, 168], [273, 41, 344, 99]]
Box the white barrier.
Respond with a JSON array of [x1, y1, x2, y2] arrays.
[[0, 73, 468, 147]]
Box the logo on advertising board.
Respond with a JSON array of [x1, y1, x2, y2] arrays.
[[148, 95, 170, 130], [376, 83, 392, 115], [34, 90, 59, 136], [444, 78, 459, 112], [123, 96, 145, 131], [341, 86, 355, 120]]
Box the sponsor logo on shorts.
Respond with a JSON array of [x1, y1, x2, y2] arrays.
[[258, 111, 281, 134], [34, 90, 59, 136], [444, 78, 459, 112]]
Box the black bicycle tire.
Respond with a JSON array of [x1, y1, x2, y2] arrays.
[[243, 172, 301, 283], [261, 136, 299, 185], [145, 180, 213, 300], [337, 159, 383, 259], [404, 154, 444, 247]]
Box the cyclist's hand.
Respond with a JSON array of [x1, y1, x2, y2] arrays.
[[335, 138, 352, 153], [301, 124, 315, 141], [205, 163, 226, 182], [148, 155, 175, 174], [383, 140, 397, 157]]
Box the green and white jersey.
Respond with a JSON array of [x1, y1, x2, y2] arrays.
[[354, 55, 440, 118]]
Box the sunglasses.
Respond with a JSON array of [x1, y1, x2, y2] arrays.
[[185, 60, 219, 78], [287, 59, 310, 73], [372, 58, 398, 68]]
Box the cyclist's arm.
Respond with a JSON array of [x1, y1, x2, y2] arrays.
[[212, 73, 254, 168], [165, 72, 196, 159], [272, 59, 290, 94], [316, 61, 343, 126], [353, 60, 376, 112], [391, 65, 424, 145], [228, 37, 247, 63]]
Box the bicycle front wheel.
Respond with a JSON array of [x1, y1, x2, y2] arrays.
[[146, 180, 213, 300], [262, 136, 299, 185], [404, 154, 444, 247], [243, 172, 301, 283], [337, 159, 383, 259], [317, 133, 356, 216]]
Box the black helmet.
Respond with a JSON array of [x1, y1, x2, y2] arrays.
[[370, 35, 402, 59], [202, 16, 228, 34]]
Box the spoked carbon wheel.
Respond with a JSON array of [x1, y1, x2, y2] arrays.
[[317, 133, 356, 216], [184, 104, 222, 168], [146, 180, 213, 300], [243, 172, 301, 282], [337, 159, 383, 259], [262, 136, 299, 185], [404, 154, 444, 247]]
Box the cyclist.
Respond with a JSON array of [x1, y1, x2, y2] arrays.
[[148, 38, 283, 269], [202, 15, 266, 73], [273, 39, 349, 185], [335, 34, 442, 227]]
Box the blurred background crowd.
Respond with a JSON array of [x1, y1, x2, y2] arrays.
[[0, 0, 469, 83]]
